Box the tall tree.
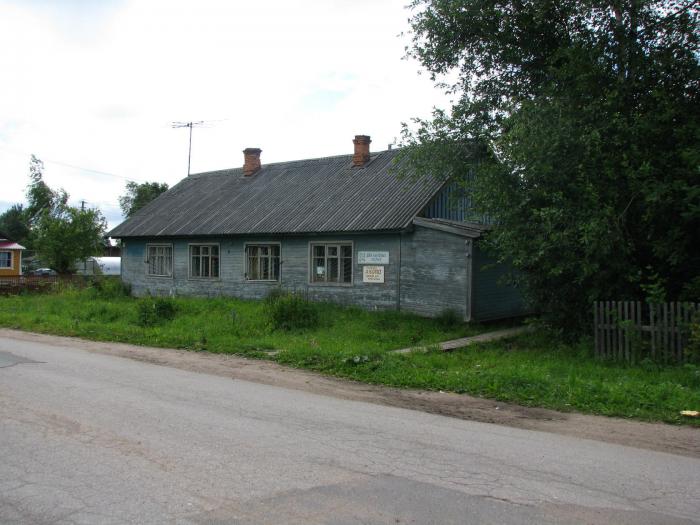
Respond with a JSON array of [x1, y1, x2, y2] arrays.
[[22, 155, 107, 273], [25, 155, 66, 226], [402, 0, 700, 332], [119, 181, 169, 218], [32, 203, 107, 275]]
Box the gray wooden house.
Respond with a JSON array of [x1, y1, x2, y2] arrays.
[[109, 135, 526, 321]]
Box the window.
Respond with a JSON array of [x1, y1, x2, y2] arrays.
[[146, 244, 172, 277], [0, 251, 10, 269], [310, 243, 352, 284], [190, 244, 219, 278], [246, 244, 280, 281], [0, 251, 11, 269]]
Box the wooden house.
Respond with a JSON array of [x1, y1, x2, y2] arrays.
[[0, 233, 26, 278], [109, 136, 526, 321]]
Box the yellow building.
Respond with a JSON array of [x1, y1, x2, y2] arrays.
[[0, 237, 25, 278]]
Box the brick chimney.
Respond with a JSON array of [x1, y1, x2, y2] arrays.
[[243, 148, 262, 176], [352, 135, 371, 167]]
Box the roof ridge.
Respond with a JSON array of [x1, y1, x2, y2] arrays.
[[189, 149, 397, 178]]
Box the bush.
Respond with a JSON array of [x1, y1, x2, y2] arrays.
[[435, 308, 462, 329], [89, 277, 131, 299], [686, 311, 700, 364], [137, 297, 177, 327], [264, 287, 289, 306], [266, 293, 319, 331]]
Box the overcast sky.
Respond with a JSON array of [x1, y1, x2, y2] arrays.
[[0, 0, 447, 229]]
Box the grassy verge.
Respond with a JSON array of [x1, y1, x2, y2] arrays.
[[1, 286, 698, 426], [277, 331, 700, 426], [0, 286, 484, 356]]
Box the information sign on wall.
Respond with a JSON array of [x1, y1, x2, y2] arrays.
[[358, 251, 389, 265], [363, 265, 385, 283]]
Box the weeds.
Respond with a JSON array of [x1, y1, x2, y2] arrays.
[[137, 297, 177, 327], [265, 291, 320, 331]]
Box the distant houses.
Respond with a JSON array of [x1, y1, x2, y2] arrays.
[[0, 232, 25, 278]]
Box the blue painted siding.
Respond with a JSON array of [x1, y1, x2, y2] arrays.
[[122, 235, 402, 311], [399, 227, 468, 319], [120, 231, 527, 320]]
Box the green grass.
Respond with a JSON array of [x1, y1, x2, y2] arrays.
[[1, 287, 698, 426], [0, 287, 483, 357], [277, 331, 700, 426]]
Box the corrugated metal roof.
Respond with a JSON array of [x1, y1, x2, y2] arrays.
[[412, 217, 490, 239], [0, 241, 25, 250], [109, 149, 446, 238]]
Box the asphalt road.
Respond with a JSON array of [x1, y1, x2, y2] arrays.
[[1, 335, 699, 525]]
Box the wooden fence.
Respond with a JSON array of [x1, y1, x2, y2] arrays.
[[0, 275, 89, 295], [594, 301, 699, 363]]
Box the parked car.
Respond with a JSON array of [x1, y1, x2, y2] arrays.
[[31, 268, 58, 276]]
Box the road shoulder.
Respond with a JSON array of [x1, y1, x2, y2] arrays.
[[2, 327, 698, 459]]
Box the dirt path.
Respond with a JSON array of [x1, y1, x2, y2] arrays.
[[2, 328, 698, 459]]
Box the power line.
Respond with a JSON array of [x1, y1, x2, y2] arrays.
[[0, 145, 150, 183]]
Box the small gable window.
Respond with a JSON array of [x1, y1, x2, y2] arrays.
[[190, 244, 219, 279], [0, 251, 12, 269], [146, 244, 172, 277], [310, 243, 352, 285], [245, 244, 280, 281]]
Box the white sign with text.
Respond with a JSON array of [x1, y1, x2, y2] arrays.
[[357, 251, 389, 265], [362, 265, 385, 283]]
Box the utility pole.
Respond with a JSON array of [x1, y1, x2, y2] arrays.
[[172, 121, 204, 176]]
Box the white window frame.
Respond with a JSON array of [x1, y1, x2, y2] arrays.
[[145, 243, 173, 278], [188, 243, 220, 280], [0, 250, 13, 270], [308, 241, 354, 286], [244, 242, 281, 282]]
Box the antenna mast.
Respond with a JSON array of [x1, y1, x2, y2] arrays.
[[172, 121, 204, 176]]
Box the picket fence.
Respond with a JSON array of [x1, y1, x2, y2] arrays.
[[594, 301, 699, 363]]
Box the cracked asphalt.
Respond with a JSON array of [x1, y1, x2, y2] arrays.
[[1, 335, 699, 524]]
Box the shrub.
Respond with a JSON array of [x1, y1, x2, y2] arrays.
[[435, 308, 462, 329], [90, 277, 131, 299], [267, 292, 319, 331], [264, 287, 289, 306], [137, 297, 177, 327], [686, 311, 700, 364], [680, 277, 700, 302]]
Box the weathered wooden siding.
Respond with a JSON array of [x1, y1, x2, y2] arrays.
[[422, 182, 493, 225], [122, 235, 402, 311], [122, 230, 527, 320], [472, 243, 527, 321], [399, 226, 468, 319]]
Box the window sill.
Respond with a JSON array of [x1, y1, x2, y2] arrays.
[[146, 274, 173, 279], [308, 281, 354, 288]]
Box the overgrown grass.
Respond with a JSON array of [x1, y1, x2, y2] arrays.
[[275, 331, 700, 426], [1, 287, 697, 426], [0, 286, 483, 357]]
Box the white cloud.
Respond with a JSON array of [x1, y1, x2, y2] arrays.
[[0, 0, 447, 229]]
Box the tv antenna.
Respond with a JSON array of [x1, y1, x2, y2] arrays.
[[171, 121, 205, 176]]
